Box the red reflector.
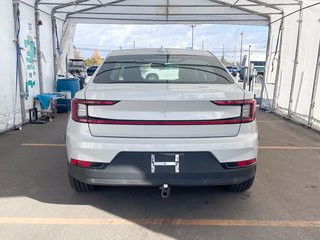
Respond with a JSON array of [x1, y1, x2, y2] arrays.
[[71, 158, 92, 168], [236, 158, 256, 167]]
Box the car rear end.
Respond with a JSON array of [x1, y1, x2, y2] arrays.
[[66, 48, 258, 192]]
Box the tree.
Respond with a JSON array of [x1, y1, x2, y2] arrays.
[[85, 58, 95, 67], [84, 49, 104, 67], [92, 49, 103, 64]]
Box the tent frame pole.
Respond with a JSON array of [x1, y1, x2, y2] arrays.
[[288, 3, 303, 118], [66, 0, 127, 18], [308, 40, 320, 126], [51, 0, 89, 78], [271, 17, 285, 111], [260, 21, 272, 105], [12, 1, 26, 123], [51, 16, 57, 79], [34, 0, 44, 93], [209, 0, 269, 20], [245, 1, 285, 112]]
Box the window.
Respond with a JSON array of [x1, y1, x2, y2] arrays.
[[93, 54, 233, 84], [251, 61, 265, 67]]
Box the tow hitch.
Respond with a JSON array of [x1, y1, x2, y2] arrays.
[[160, 184, 170, 198]]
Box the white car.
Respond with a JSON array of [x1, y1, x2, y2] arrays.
[[66, 48, 258, 194]]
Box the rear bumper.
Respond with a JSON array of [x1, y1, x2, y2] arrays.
[[67, 160, 256, 187], [66, 118, 258, 186]]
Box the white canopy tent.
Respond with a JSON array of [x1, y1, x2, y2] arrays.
[[1, 0, 320, 132]]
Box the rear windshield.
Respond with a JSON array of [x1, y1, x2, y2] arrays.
[[93, 54, 233, 84]]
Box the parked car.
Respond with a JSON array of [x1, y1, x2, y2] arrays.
[[226, 66, 240, 77], [86, 65, 98, 77], [140, 63, 179, 81], [66, 48, 258, 194], [85, 65, 98, 83]]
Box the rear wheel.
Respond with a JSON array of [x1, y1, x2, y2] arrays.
[[256, 75, 264, 83], [68, 175, 95, 192], [227, 177, 255, 192], [146, 73, 159, 81]]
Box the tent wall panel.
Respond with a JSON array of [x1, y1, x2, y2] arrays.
[[0, 1, 20, 132], [270, 4, 320, 130], [273, 9, 300, 115], [39, 12, 55, 93], [311, 40, 320, 130], [288, 7, 320, 119], [0, 1, 64, 133], [19, 2, 40, 111]]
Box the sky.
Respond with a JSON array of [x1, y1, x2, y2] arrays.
[[74, 24, 268, 63]]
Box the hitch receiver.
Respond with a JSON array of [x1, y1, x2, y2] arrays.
[[160, 184, 170, 199]]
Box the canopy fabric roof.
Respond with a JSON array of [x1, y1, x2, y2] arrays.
[[37, 0, 301, 26]]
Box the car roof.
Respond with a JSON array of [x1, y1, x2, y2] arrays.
[[109, 48, 213, 57]]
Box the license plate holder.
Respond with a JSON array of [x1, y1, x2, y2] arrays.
[[151, 153, 180, 174]]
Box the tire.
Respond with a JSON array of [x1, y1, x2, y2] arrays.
[[256, 75, 264, 83], [227, 177, 255, 192], [68, 175, 95, 192], [146, 73, 159, 81]]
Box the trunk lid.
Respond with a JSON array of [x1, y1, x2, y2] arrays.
[[85, 84, 244, 138]]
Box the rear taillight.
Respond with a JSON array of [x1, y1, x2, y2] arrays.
[[71, 98, 255, 125], [70, 158, 107, 169], [212, 99, 256, 123], [72, 99, 118, 123], [222, 158, 256, 169]]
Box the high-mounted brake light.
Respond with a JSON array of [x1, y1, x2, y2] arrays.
[[72, 99, 119, 123], [212, 99, 256, 123]]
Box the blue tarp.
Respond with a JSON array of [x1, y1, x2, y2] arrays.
[[35, 93, 64, 109]]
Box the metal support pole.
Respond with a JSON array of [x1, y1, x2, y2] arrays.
[[234, 28, 239, 66], [288, 4, 303, 118], [51, 0, 90, 79], [13, 2, 26, 123], [240, 32, 243, 66], [222, 43, 225, 59], [191, 24, 196, 49], [243, 63, 247, 90], [243, 46, 251, 90], [248, 45, 252, 90], [271, 17, 285, 111], [65, 53, 68, 76], [246, 1, 285, 111], [51, 16, 57, 79], [308, 40, 320, 126], [260, 22, 272, 103], [34, 0, 44, 93]]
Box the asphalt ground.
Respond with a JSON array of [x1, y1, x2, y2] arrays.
[[0, 109, 319, 240]]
